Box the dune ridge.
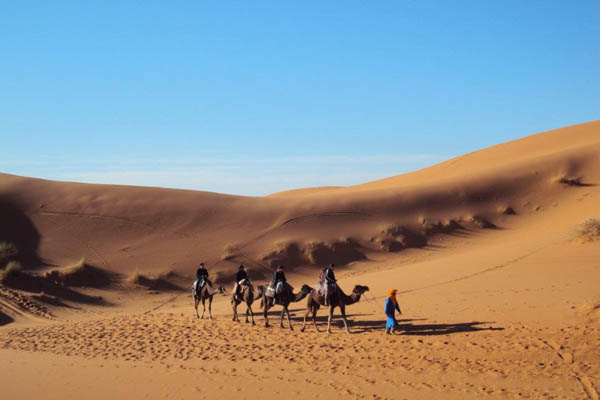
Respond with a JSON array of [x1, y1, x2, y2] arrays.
[[1, 120, 600, 399]]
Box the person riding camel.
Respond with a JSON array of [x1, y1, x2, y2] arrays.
[[320, 263, 337, 306], [268, 265, 287, 306], [193, 262, 210, 295], [233, 264, 249, 301]]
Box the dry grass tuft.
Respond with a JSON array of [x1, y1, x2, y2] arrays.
[[556, 176, 588, 187], [0, 261, 23, 282], [576, 218, 600, 242], [0, 242, 18, 266], [128, 269, 142, 285], [468, 216, 496, 229], [127, 269, 182, 291], [48, 259, 114, 287], [500, 206, 517, 215]]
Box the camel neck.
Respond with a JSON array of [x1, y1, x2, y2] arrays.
[[339, 289, 361, 305]]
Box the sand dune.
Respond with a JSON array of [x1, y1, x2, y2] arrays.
[[1, 120, 600, 399]]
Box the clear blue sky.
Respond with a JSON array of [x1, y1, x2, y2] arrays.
[[1, 1, 598, 195]]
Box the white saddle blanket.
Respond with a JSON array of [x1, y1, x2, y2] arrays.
[[193, 279, 216, 295]]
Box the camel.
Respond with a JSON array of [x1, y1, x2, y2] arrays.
[[193, 281, 225, 319], [301, 284, 369, 334], [257, 283, 313, 330], [231, 282, 256, 325]]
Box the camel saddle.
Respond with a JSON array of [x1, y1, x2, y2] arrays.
[[193, 279, 215, 296], [266, 282, 292, 305], [317, 281, 336, 296]]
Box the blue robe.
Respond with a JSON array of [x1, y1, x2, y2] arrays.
[[385, 297, 401, 329]]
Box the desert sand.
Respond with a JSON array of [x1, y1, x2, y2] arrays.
[[1, 120, 599, 399]]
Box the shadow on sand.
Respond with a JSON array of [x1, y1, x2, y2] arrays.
[[294, 314, 503, 336], [397, 320, 504, 335], [231, 306, 504, 337]]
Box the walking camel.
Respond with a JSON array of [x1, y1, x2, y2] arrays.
[[193, 283, 225, 319], [231, 283, 256, 325], [257, 284, 313, 330], [301, 284, 369, 334]]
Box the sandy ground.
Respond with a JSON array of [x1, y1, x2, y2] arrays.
[[1, 121, 600, 399], [2, 226, 599, 399]]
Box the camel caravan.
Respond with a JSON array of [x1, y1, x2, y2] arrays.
[[192, 263, 375, 334]]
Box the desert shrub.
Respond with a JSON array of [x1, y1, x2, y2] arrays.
[[500, 206, 517, 215], [0, 261, 23, 282], [128, 269, 142, 284], [378, 238, 405, 252], [305, 238, 365, 266], [262, 242, 307, 268], [0, 242, 18, 266], [46, 258, 113, 287], [380, 224, 409, 237], [127, 269, 181, 291], [420, 218, 462, 235], [557, 176, 585, 186], [468, 216, 496, 229], [576, 218, 600, 242]]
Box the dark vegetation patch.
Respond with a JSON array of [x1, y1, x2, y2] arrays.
[[373, 224, 431, 253], [377, 238, 405, 252], [557, 176, 592, 187], [576, 218, 600, 242], [1, 267, 107, 305], [262, 239, 366, 268], [420, 218, 463, 235], [0, 242, 18, 266], [44, 258, 118, 288], [128, 270, 183, 291], [380, 225, 427, 248], [467, 216, 496, 229], [262, 242, 306, 269], [500, 206, 517, 215], [305, 238, 366, 266]]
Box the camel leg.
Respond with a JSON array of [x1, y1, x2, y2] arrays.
[[245, 305, 249, 323], [301, 308, 310, 332], [200, 298, 206, 319], [327, 306, 334, 334], [249, 305, 256, 326], [313, 307, 321, 333], [280, 308, 285, 328], [208, 296, 213, 319], [264, 301, 270, 327], [232, 301, 238, 322], [194, 297, 200, 318], [285, 306, 294, 331], [340, 305, 351, 334]]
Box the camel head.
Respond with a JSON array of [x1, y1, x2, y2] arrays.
[[300, 284, 313, 294], [352, 285, 369, 295]]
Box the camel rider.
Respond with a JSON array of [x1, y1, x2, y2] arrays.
[[268, 265, 287, 305], [195, 263, 209, 292], [270, 265, 286, 288], [233, 264, 249, 300], [321, 263, 337, 306]]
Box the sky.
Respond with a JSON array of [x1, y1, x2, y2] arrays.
[[1, 1, 599, 196]]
